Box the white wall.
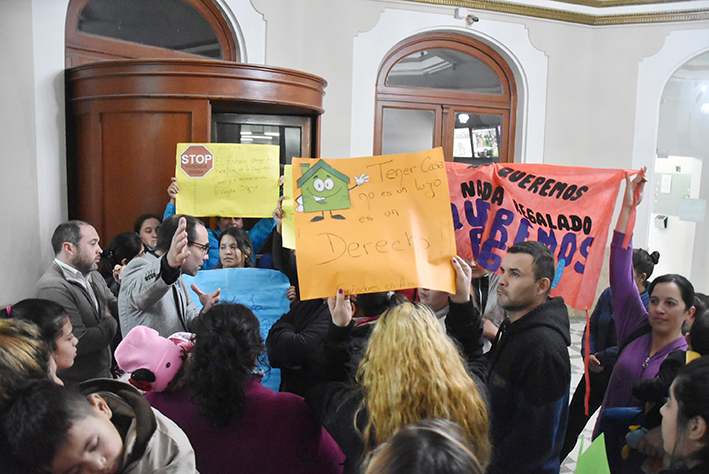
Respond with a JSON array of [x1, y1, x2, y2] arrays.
[[632, 28, 709, 249], [0, 0, 43, 305], [647, 155, 702, 281]]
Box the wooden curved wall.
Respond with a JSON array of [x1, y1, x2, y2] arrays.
[[66, 59, 326, 242]]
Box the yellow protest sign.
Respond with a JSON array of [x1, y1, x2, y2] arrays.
[[281, 165, 296, 249], [175, 143, 279, 217], [293, 148, 456, 300]]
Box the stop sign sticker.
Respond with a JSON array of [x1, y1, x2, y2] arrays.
[[180, 145, 214, 178]]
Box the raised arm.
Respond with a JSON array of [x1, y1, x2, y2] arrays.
[[610, 169, 649, 344], [447, 257, 488, 382]]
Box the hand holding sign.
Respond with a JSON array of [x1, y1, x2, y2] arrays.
[[450, 256, 473, 304], [624, 167, 647, 209], [618, 166, 647, 246], [328, 289, 354, 327]]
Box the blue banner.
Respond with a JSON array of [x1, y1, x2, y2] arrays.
[[183, 268, 291, 392]]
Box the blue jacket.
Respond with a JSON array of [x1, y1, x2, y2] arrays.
[[163, 202, 275, 270], [584, 287, 649, 368]]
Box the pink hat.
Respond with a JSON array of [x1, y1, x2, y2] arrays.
[[115, 326, 192, 392]]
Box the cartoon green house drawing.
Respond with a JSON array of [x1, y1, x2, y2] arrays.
[[296, 159, 368, 222]]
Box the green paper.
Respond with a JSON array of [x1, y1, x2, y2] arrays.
[[575, 433, 611, 474]]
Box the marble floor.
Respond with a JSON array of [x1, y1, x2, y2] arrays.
[[560, 314, 600, 473]]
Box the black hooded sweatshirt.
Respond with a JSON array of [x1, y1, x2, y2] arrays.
[[486, 296, 571, 474]]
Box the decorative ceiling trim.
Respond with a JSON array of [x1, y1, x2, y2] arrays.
[[550, 0, 692, 8], [404, 0, 709, 24]]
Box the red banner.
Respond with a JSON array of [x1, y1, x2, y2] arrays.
[[447, 162, 627, 310]]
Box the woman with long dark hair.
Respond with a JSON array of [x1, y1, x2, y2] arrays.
[[146, 303, 344, 474]]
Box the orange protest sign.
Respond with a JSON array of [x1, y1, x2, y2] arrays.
[[447, 162, 627, 310], [293, 148, 456, 300]]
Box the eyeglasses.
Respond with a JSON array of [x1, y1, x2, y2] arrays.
[[189, 241, 211, 256]]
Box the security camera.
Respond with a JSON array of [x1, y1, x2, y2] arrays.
[[466, 14, 479, 25]]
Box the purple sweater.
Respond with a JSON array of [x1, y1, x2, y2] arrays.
[[594, 231, 687, 436], [147, 376, 344, 474]]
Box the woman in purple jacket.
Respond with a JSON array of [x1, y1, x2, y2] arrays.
[[597, 168, 695, 472], [146, 303, 345, 474]]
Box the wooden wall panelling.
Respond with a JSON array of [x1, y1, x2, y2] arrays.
[[82, 98, 210, 241]]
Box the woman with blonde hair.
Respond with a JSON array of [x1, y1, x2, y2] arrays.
[[0, 318, 52, 412], [0, 318, 54, 474], [308, 257, 490, 474]]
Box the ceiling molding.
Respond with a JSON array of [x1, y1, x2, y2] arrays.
[[404, 0, 709, 24], [550, 0, 692, 8]]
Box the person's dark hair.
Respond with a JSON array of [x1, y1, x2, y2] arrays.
[[3, 380, 95, 468], [133, 214, 161, 234], [2, 299, 68, 352], [219, 227, 254, 268], [668, 357, 709, 468], [633, 248, 660, 285], [188, 303, 264, 428], [506, 241, 555, 283], [50, 220, 90, 255], [364, 418, 484, 474], [689, 310, 709, 356], [648, 274, 695, 312], [99, 232, 144, 278], [101, 232, 144, 278], [355, 292, 407, 319], [155, 214, 204, 254], [694, 295, 709, 324]]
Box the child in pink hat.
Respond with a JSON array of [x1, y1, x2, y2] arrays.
[[115, 326, 194, 392]]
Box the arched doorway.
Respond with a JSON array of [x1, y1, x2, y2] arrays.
[[649, 50, 709, 291], [374, 32, 517, 164]]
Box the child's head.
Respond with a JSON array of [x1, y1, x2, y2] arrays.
[[689, 310, 709, 356], [364, 418, 484, 474], [661, 357, 709, 467], [632, 248, 660, 290], [3, 299, 77, 370], [4, 380, 123, 474], [115, 326, 193, 392]]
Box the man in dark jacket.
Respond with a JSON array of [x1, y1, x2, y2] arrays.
[[486, 241, 571, 474]]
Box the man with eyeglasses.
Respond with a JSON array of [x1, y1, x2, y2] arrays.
[[119, 214, 221, 337]]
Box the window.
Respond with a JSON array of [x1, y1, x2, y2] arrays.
[[66, 0, 237, 66], [375, 33, 517, 164]]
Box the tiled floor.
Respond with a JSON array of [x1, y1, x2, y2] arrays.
[[560, 315, 600, 473]]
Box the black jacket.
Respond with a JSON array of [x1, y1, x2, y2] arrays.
[[266, 299, 331, 396], [486, 296, 571, 474]]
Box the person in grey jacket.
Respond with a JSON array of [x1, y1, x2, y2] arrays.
[[35, 221, 118, 385], [119, 214, 220, 337]]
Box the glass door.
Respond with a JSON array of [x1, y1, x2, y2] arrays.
[[212, 113, 313, 174]]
